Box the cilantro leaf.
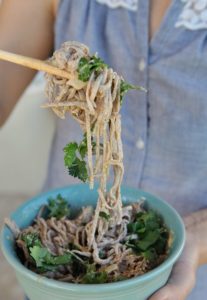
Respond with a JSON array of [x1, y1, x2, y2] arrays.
[[78, 56, 107, 82], [64, 135, 89, 182], [127, 219, 145, 234], [78, 57, 91, 82], [82, 265, 108, 284], [22, 233, 41, 248], [22, 233, 73, 271], [48, 194, 70, 219], [63, 143, 78, 167], [30, 245, 72, 269], [63, 133, 102, 182], [126, 209, 169, 262], [68, 157, 88, 182], [136, 230, 160, 251], [120, 80, 147, 105], [99, 211, 110, 221], [30, 246, 49, 268]]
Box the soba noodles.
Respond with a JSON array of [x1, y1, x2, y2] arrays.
[[5, 42, 170, 283], [44, 41, 125, 251]]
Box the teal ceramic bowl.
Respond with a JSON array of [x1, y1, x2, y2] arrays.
[[1, 184, 185, 300]]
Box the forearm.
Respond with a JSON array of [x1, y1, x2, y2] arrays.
[[184, 208, 207, 266], [0, 0, 55, 127], [0, 61, 36, 127]]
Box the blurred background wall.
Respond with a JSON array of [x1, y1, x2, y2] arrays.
[[0, 73, 56, 195]]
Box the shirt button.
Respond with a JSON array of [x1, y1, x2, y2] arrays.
[[139, 59, 146, 71], [136, 138, 145, 150]]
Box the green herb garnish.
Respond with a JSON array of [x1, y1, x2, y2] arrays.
[[30, 246, 72, 269], [48, 194, 70, 219], [120, 80, 147, 105], [22, 233, 73, 271], [78, 56, 108, 82], [22, 233, 41, 248], [82, 264, 108, 284], [64, 142, 79, 166], [78, 54, 146, 105], [99, 211, 110, 221], [63, 133, 99, 182], [64, 138, 88, 182], [126, 210, 169, 262], [68, 157, 88, 182]]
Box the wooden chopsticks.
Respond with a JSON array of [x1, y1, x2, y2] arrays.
[[0, 49, 71, 79]]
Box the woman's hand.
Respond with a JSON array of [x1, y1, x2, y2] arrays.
[[149, 209, 207, 300]]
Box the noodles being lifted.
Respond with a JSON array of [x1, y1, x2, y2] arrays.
[[5, 42, 170, 283], [44, 41, 131, 254]]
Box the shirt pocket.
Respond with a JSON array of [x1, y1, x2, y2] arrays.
[[175, 0, 207, 30], [95, 0, 138, 11]]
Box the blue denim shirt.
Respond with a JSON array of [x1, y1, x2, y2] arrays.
[[43, 1, 207, 297]]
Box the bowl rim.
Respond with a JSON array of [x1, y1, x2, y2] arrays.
[[1, 184, 185, 292]]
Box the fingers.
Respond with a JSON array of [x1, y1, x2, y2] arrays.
[[149, 261, 196, 300]]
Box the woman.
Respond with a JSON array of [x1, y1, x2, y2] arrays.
[[0, 1, 207, 299]]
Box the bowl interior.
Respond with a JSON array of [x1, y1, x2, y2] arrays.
[[1, 184, 185, 288]]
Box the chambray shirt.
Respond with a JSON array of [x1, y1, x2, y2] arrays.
[[43, 1, 207, 298]]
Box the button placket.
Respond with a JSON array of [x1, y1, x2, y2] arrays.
[[128, 0, 149, 187]]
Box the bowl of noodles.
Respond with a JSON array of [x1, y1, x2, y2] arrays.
[[1, 183, 185, 300]]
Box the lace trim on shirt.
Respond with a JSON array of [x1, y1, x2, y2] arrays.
[[96, 0, 138, 11], [176, 0, 207, 30]]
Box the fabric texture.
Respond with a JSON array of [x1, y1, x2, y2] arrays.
[[95, 0, 138, 11], [176, 0, 207, 29], [43, 1, 207, 298]]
